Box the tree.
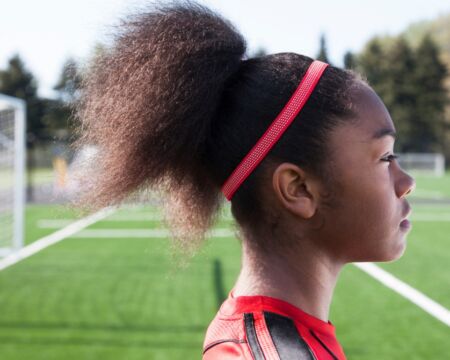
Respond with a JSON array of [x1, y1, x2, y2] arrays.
[[357, 38, 389, 92], [358, 37, 417, 152], [343, 51, 357, 70], [0, 54, 47, 201], [316, 34, 331, 64], [411, 34, 448, 152], [44, 57, 83, 141], [0, 54, 46, 142], [53, 57, 82, 104], [355, 34, 449, 155], [384, 37, 417, 152], [250, 47, 267, 58]]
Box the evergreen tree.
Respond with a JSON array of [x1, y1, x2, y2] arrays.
[[343, 51, 357, 69], [316, 34, 331, 64], [0, 54, 46, 142], [43, 58, 82, 141], [412, 34, 448, 152], [250, 47, 267, 58], [358, 37, 416, 152], [358, 38, 389, 93], [384, 36, 417, 152], [0, 54, 47, 201], [53, 58, 82, 104], [355, 34, 448, 155]]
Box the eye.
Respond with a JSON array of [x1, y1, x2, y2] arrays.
[[381, 154, 399, 163]]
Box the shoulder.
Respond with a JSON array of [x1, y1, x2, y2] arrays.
[[203, 340, 252, 360], [202, 311, 316, 360]]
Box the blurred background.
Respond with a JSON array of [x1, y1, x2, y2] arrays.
[[1, 0, 449, 359]]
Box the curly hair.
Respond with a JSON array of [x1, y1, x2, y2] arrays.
[[71, 0, 364, 262]]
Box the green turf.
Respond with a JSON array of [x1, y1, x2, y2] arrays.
[[378, 207, 450, 308], [0, 168, 54, 190], [24, 204, 84, 245], [411, 171, 450, 198], [0, 202, 448, 359], [1, 207, 237, 360], [0, 206, 450, 359], [332, 266, 450, 359]]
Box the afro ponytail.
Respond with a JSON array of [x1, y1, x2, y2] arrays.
[[72, 0, 247, 257]]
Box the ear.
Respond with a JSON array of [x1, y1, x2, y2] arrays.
[[272, 163, 321, 219]]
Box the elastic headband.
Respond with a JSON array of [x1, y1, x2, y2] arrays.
[[221, 60, 329, 201]]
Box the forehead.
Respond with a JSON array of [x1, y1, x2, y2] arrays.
[[331, 84, 396, 150]]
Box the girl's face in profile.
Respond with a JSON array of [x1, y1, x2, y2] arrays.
[[319, 83, 416, 263]]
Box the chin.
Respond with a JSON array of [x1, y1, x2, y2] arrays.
[[381, 249, 405, 262], [378, 238, 407, 263], [352, 237, 407, 263]]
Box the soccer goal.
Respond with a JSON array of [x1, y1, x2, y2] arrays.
[[0, 94, 26, 256], [397, 153, 446, 177]]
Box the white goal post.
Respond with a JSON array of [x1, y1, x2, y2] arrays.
[[0, 93, 26, 256], [397, 153, 445, 177]]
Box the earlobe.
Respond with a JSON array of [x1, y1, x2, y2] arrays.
[[272, 163, 317, 220]]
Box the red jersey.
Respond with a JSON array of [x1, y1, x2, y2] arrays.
[[202, 288, 347, 359]]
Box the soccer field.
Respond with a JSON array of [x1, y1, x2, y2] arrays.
[[0, 174, 449, 359]]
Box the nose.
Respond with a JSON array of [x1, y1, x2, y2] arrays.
[[397, 170, 416, 198]]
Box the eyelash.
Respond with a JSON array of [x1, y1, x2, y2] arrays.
[[381, 154, 399, 163]]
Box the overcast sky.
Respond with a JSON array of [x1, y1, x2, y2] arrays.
[[2, 0, 450, 98]]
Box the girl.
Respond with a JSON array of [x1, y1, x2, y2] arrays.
[[72, 1, 416, 359]]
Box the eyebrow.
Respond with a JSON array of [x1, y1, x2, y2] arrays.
[[372, 128, 397, 140]]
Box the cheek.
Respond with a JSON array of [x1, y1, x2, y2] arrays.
[[320, 172, 399, 261]]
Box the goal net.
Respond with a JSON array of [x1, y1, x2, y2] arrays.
[[0, 94, 26, 256], [397, 153, 445, 177]]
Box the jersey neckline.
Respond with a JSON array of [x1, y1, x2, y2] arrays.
[[218, 287, 336, 336]]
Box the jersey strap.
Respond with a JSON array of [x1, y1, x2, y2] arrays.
[[244, 311, 317, 359]]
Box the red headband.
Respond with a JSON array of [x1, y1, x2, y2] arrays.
[[221, 60, 329, 201]]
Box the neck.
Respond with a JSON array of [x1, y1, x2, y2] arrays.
[[232, 240, 343, 322]]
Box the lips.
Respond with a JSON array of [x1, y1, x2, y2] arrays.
[[401, 202, 412, 221], [400, 219, 411, 230]]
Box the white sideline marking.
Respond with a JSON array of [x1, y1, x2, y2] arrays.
[[38, 213, 450, 230], [69, 228, 235, 238], [9, 207, 450, 327], [411, 214, 450, 222], [102, 213, 164, 221], [107, 213, 234, 221], [36, 214, 164, 227], [0, 207, 116, 272], [413, 205, 450, 210], [37, 212, 450, 231], [37, 219, 77, 228], [355, 262, 450, 327], [33, 213, 450, 229], [38, 214, 234, 228], [412, 189, 447, 199]]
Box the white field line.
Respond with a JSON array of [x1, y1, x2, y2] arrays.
[[41, 225, 450, 327], [37, 214, 233, 228], [411, 214, 450, 221], [100, 213, 164, 221], [10, 207, 450, 327], [36, 213, 165, 225], [36, 215, 166, 228], [412, 189, 448, 199], [37, 219, 78, 228], [412, 206, 450, 210], [107, 213, 234, 221], [69, 228, 235, 238], [0, 207, 116, 271], [37, 214, 450, 230], [355, 262, 450, 327]]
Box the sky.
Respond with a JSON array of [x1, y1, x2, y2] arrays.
[[2, 0, 450, 99]]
